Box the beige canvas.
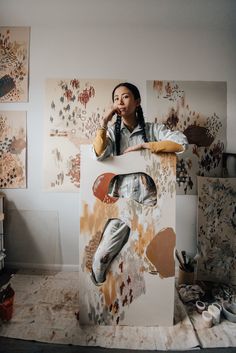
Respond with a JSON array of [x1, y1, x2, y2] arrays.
[[196, 176, 236, 285], [44, 78, 122, 191], [146, 80, 227, 195], [0, 111, 27, 188], [0, 27, 30, 102], [79, 145, 177, 326]]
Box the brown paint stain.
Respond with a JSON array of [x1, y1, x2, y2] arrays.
[[84, 230, 102, 271], [113, 300, 119, 314], [153, 80, 164, 95], [9, 137, 26, 154], [183, 124, 214, 147], [120, 281, 125, 295], [159, 153, 176, 175], [145, 227, 176, 278], [99, 271, 117, 307], [122, 295, 128, 306], [118, 261, 123, 273]]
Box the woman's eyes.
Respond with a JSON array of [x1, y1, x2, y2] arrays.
[[114, 94, 130, 101]]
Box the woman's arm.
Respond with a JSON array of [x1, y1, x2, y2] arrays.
[[92, 105, 119, 157], [93, 128, 108, 156], [123, 140, 184, 153], [123, 123, 188, 154]]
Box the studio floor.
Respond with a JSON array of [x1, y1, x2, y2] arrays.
[[0, 269, 236, 352]]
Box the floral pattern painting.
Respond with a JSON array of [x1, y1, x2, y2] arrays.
[[79, 146, 176, 326], [196, 176, 236, 285], [44, 78, 121, 191], [0, 27, 30, 102], [146, 81, 227, 194], [0, 111, 27, 188]]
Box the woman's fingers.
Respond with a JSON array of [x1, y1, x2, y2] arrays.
[[123, 143, 150, 154], [123, 144, 143, 153]]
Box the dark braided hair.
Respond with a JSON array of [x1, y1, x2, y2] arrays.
[[112, 82, 148, 155]]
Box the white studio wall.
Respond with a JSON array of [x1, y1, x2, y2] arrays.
[[0, 0, 235, 270]]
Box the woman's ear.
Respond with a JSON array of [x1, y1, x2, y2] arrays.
[[136, 98, 141, 107]]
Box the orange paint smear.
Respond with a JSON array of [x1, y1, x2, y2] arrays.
[[80, 199, 119, 236], [100, 272, 117, 307]]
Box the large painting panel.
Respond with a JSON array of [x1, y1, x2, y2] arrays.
[[79, 146, 176, 326], [146, 81, 227, 194]]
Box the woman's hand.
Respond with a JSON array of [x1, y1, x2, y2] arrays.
[[123, 142, 150, 153], [101, 106, 121, 128]]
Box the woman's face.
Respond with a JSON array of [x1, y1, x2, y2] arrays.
[[113, 86, 140, 119]]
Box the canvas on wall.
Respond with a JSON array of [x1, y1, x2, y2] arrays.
[[44, 78, 122, 191], [0, 27, 30, 102], [196, 176, 236, 285], [79, 145, 177, 326], [0, 111, 27, 188], [146, 81, 227, 195]]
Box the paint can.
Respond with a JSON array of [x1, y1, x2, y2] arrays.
[[196, 300, 206, 314], [212, 302, 222, 313], [202, 310, 213, 328], [208, 304, 221, 324]]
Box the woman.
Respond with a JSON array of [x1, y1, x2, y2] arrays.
[[93, 81, 188, 158]]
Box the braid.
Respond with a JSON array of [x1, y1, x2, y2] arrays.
[[115, 115, 121, 155], [136, 106, 148, 142]]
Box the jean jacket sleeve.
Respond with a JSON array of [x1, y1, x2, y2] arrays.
[[152, 123, 188, 152]]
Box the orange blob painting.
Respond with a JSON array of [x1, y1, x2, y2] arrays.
[[145, 227, 176, 278], [92, 173, 118, 204]]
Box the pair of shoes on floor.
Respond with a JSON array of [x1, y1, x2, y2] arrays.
[[91, 218, 130, 286]]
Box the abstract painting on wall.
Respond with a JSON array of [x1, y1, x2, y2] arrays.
[[0, 27, 30, 102], [146, 81, 227, 194], [79, 145, 176, 326], [196, 176, 236, 285], [44, 78, 122, 191], [0, 111, 27, 188]]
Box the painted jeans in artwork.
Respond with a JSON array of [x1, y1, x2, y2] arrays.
[[92, 218, 130, 285], [91, 174, 157, 285], [108, 172, 157, 206]]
